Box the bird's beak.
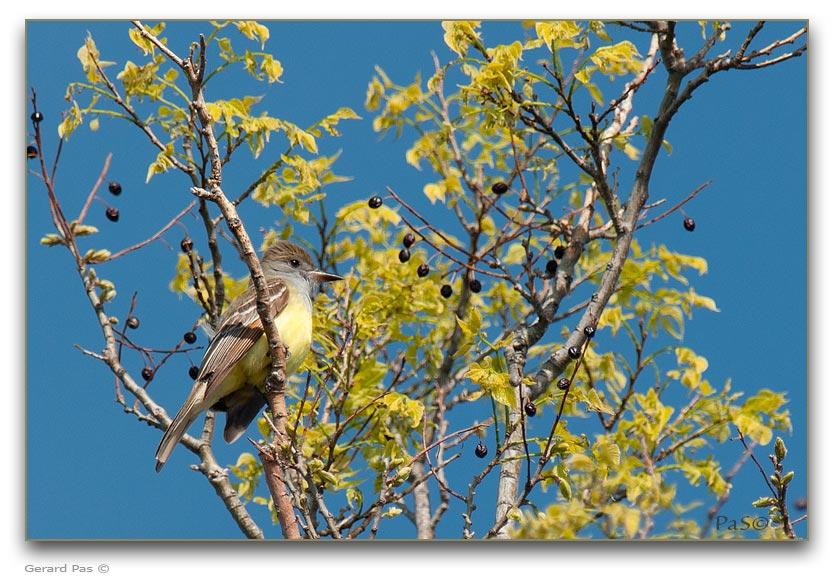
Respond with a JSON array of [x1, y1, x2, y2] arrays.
[[310, 270, 343, 284]]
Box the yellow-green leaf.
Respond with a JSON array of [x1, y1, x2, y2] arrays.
[[503, 243, 527, 265], [382, 392, 425, 428], [58, 101, 83, 140], [40, 234, 65, 247], [464, 357, 516, 407], [71, 222, 99, 237], [535, 21, 583, 50], [146, 144, 176, 182], [235, 21, 270, 49], [382, 507, 403, 518], [586, 388, 614, 415], [589, 41, 643, 77], [77, 36, 115, 83], [83, 248, 111, 264], [260, 54, 283, 83], [459, 307, 482, 337], [733, 414, 772, 446], [423, 182, 446, 204], [442, 21, 481, 58]]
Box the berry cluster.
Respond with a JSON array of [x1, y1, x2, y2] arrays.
[[369, 195, 487, 300], [396, 229, 425, 271], [556, 323, 598, 393], [183, 332, 199, 378], [120, 311, 156, 383], [105, 181, 123, 222]]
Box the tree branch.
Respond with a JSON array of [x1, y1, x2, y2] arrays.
[[145, 24, 301, 539]]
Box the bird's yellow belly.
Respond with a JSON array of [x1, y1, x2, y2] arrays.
[[217, 293, 312, 397]]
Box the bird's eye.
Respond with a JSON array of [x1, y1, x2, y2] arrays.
[[289, 259, 301, 268]]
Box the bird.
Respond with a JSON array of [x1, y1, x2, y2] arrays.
[[155, 240, 342, 471]]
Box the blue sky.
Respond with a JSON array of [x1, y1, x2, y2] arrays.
[[15, 11, 821, 576]]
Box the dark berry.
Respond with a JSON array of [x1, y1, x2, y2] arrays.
[[475, 441, 488, 458], [524, 401, 537, 417], [188, 365, 200, 380], [31, 111, 44, 123], [557, 378, 570, 390], [105, 207, 120, 222], [440, 284, 453, 299], [27, 145, 38, 159], [180, 237, 193, 253], [403, 232, 416, 248], [468, 279, 482, 293], [141, 367, 154, 381], [491, 182, 509, 195], [126, 316, 140, 329], [568, 346, 582, 359], [368, 195, 383, 209], [553, 246, 566, 260], [546, 259, 558, 275], [417, 263, 430, 277], [183, 331, 197, 344], [683, 217, 696, 232], [398, 248, 411, 263], [108, 181, 122, 195], [583, 325, 596, 338]]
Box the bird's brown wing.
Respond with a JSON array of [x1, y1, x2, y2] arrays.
[[154, 277, 288, 471], [197, 277, 289, 393]]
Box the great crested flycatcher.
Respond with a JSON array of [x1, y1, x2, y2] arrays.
[[155, 240, 342, 471]]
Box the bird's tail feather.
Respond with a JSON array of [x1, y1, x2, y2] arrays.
[[155, 381, 208, 472]]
